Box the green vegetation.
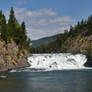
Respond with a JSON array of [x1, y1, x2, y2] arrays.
[[0, 8, 30, 50], [32, 34, 61, 47], [31, 31, 69, 53], [31, 15, 92, 58]]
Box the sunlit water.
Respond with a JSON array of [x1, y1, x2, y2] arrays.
[[1, 70, 92, 92], [0, 54, 91, 92], [28, 54, 87, 70]]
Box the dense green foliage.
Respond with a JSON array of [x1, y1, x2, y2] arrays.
[[0, 8, 30, 50], [31, 15, 92, 54]]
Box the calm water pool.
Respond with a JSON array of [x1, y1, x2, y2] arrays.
[[1, 70, 92, 92]]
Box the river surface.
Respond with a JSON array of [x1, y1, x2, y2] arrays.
[[1, 70, 92, 92]]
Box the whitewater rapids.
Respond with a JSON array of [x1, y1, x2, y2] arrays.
[[27, 53, 87, 70]]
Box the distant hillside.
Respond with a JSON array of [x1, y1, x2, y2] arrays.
[[31, 15, 92, 59], [31, 34, 61, 47]]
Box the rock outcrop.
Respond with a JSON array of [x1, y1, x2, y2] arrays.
[[0, 40, 30, 72], [64, 34, 92, 54]]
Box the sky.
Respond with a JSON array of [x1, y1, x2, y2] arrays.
[[0, 0, 92, 40]]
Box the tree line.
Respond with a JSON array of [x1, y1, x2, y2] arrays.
[[0, 8, 30, 50], [31, 15, 92, 54]]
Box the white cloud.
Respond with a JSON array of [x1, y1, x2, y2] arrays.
[[5, 7, 74, 40], [14, 8, 56, 18], [26, 8, 56, 17], [50, 16, 74, 26], [14, 8, 57, 26], [30, 19, 48, 26], [27, 26, 70, 40]]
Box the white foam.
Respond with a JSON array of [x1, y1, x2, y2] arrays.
[[27, 53, 87, 70]]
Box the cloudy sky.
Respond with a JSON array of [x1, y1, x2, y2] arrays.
[[0, 0, 92, 40]]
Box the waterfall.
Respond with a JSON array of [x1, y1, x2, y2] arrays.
[[28, 53, 87, 70]]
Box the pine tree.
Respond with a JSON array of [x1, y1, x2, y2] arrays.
[[1, 14, 9, 42], [8, 7, 17, 37], [0, 8, 30, 51], [21, 21, 27, 41], [0, 11, 3, 33], [20, 21, 30, 49]]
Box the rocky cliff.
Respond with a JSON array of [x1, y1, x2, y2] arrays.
[[63, 33, 92, 54], [0, 40, 30, 72]]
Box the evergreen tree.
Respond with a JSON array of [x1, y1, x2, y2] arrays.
[[1, 14, 9, 42], [21, 21, 27, 41], [31, 15, 92, 53], [8, 7, 17, 37], [0, 11, 3, 33], [20, 22, 27, 47]]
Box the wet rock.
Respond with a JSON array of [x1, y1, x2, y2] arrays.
[[84, 56, 92, 67]]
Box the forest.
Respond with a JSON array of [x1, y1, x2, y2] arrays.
[[0, 7, 30, 51]]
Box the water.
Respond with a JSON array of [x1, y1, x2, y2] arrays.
[[0, 53, 90, 92], [28, 53, 87, 70], [1, 70, 92, 92]]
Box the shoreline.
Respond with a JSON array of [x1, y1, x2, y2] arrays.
[[0, 62, 30, 73]]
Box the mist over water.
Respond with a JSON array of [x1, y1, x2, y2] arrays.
[[28, 53, 87, 70]]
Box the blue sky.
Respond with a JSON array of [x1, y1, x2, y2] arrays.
[[0, 0, 92, 40]]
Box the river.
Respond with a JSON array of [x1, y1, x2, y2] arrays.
[[0, 53, 92, 92], [1, 70, 92, 92]]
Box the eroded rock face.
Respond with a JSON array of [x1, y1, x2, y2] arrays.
[[0, 40, 30, 72], [64, 34, 92, 54]]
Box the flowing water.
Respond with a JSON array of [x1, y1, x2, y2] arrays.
[[1, 70, 92, 92], [28, 53, 87, 70], [0, 54, 92, 92]]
